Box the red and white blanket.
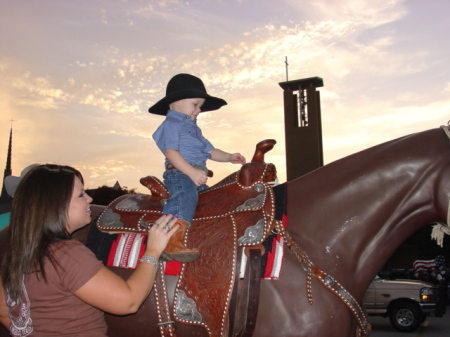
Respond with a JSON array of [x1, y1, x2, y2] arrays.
[[106, 216, 286, 280]]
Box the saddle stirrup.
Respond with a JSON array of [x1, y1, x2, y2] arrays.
[[229, 247, 263, 337], [154, 269, 178, 337]]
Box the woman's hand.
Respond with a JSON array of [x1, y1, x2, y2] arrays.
[[145, 215, 179, 257]]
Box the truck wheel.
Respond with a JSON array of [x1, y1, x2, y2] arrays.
[[389, 301, 423, 332]]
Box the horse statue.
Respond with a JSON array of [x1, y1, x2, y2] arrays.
[[0, 126, 449, 337]]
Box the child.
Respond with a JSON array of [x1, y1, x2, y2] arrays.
[[149, 73, 246, 262]]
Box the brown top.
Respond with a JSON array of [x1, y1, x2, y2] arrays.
[[6, 240, 107, 337]]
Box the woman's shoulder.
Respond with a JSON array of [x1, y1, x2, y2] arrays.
[[47, 240, 104, 293], [48, 240, 103, 276], [52, 239, 86, 250], [50, 240, 97, 261]]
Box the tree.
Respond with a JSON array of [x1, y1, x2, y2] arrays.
[[88, 184, 136, 206]]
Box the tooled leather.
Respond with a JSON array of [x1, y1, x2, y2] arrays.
[[172, 184, 275, 337], [96, 170, 274, 237], [173, 217, 237, 336], [95, 159, 277, 337], [174, 211, 274, 336]]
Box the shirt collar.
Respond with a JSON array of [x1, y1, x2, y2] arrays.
[[167, 110, 196, 124]]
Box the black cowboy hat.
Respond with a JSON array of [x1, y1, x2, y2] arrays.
[[148, 73, 227, 116]]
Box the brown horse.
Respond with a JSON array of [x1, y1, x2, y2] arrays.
[[1, 127, 450, 337]]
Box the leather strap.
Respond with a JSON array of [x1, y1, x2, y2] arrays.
[[228, 248, 243, 336], [275, 220, 371, 337], [154, 268, 177, 337], [229, 247, 263, 337], [311, 266, 371, 336]]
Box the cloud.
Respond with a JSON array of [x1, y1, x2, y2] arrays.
[[293, 0, 406, 24], [0, 0, 449, 194], [10, 73, 71, 109]]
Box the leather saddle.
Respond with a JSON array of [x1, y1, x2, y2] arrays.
[[96, 139, 277, 337]]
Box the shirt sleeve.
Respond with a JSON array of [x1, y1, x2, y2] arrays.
[[153, 120, 181, 153], [201, 133, 214, 152], [53, 241, 104, 293]]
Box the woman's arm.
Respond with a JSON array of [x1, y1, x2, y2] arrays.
[[74, 215, 178, 315], [0, 282, 10, 329]]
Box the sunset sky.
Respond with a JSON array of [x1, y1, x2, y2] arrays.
[[1, 0, 449, 193]]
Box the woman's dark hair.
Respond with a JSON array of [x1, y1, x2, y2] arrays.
[[0, 164, 84, 301]]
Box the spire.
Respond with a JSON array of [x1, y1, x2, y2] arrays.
[[112, 181, 121, 190], [0, 126, 13, 211]]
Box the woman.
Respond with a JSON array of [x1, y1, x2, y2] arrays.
[[0, 164, 178, 336]]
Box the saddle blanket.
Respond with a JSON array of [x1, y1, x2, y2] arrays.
[[106, 216, 286, 280]]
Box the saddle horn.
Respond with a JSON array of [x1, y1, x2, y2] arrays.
[[238, 139, 277, 187], [251, 139, 276, 163]]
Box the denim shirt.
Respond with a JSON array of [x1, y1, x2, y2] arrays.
[[152, 110, 214, 167]]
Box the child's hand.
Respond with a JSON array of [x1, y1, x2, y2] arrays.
[[189, 169, 208, 186], [230, 153, 246, 165]]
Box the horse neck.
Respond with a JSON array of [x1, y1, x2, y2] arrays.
[[287, 128, 450, 294]]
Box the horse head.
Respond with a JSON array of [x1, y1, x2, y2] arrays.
[[237, 139, 277, 187]]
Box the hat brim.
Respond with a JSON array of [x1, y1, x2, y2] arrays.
[[148, 89, 227, 116], [4, 176, 21, 197], [4, 164, 40, 197]]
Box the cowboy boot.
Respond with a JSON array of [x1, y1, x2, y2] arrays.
[[164, 219, 200, 263]]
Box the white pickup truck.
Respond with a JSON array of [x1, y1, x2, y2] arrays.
[[363, 275, 447, 332]]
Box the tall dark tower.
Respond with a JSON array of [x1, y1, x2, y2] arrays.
[[0, 127, 13, 212], [279, 77, 324, 181]]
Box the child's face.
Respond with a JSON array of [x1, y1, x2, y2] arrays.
[[171, 98, 205, 120]]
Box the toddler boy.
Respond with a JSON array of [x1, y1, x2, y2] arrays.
[[149, 73, 246, 262]]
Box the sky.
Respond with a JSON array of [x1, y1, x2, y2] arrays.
[[1, 0, 449, 193]]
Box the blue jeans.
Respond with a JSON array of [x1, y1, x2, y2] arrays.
[[163, 169, 208, 225]]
